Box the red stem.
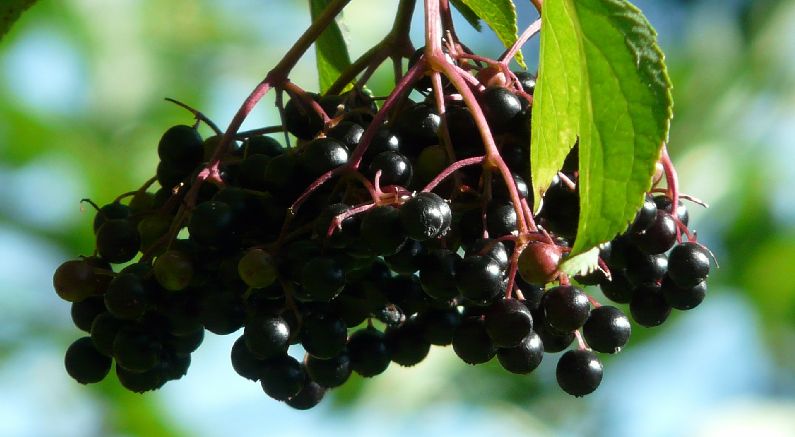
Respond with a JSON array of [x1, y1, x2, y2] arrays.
[[422, 156, 485, 192]]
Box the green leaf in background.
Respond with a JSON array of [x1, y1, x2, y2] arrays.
[[310, 0, 352, 93], [450, 0, 483, 31], [0, 0, 37, 40], [560, 246, 600, 277], [530, 0, 581, 211], [531, 0, 673, 256], [457, 0, 525, 68]]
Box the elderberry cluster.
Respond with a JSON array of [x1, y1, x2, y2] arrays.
[[53, 46, 711, 408]]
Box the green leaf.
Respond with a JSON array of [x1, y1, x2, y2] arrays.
[[0, 0, 37, 40], [560, 246, 600, 277], [458, 0, 525, 68], [530, 0, 673, 256], [310, 0, 352, 93], [450, 0, 482, 31]]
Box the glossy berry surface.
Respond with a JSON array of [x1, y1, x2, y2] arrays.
[[260, 355, 305, 401], [452, 317, 496, 364], [556, 349, 603, 397], [484, 298, 534, 348], [629, 284, 672, 327], [497, 332, 543, 374], [583, 306, 631, 354], [368, 151, 413, 187], [347, 328, 391, 377], [399, 192, 452, 241], [662, 277, 707, 310], [667, 242, 711, 287], [542, 285, 591, 332]]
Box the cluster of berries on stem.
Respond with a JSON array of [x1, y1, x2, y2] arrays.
[[52, 0, 713, 408]]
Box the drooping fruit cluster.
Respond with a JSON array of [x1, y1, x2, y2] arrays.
[[53, 32, 710, 408]]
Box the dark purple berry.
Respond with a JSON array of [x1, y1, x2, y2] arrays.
[[556, 349, 603, 397], [64, 337, 112, 384], [667, 242, 711, 287], [662, 277, 707, 310], [484, 298, 534, 348], [497, 332, 543, 374], [629, 284, 672, 327], [542, 285, 591, 332], [583, 306, 631, 353]]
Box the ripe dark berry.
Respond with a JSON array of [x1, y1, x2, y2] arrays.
[[300, 137, 349, 177], [455, 256, 504, 304], [347, 327, 391, 377], [71, 296, 106, 332], [260, 354, 305, 401], [284, 93, 323, 140], [244, 135, 285, 157], [599, 269, 635, 304], [314, 203, 359, 249], [197, 287, 245, 335], [54, 259, 99, 302], [92, 202, 131, 233], [417, 308, 462, 346], [486, 203, 518, 237], [539, 176, 580, 239], [419, 249, 460, 301], [484, 298, 534, 348], [113, 327, 161, 373], [583, 306, 631, 353], [188, 201, 235, 246], [400, 192, 452, 241], [244, 315, 290, 359], [467, 239, 509, 270], [116, 364, 166, 393], [628, 194, 658, 234], [384, 239, 425, 275], [231, 335, 265, 381], [305, 352, 352, 388], [300, 257, 345, 302], [299, 311, 347, 359], [285, 379, 326, 410], [654, 195, 689, 226], [631, 210, 678, 255], [514, 71, 536, 94], [96, 219, 141, 264], [369, 151, 413, 187], [360, 206, 407, 256], [625, 250, 668, 286], [385, 320, 431, 367], [542, 285, 591, 332], [327, 120, 364, 150], [104, 273, 149, 320], [170, 328, 204, 355], [629, 284, 672, 327], [556, 349, 603, 397], [497, 332, 544, 374], [158, 124, 204, 166], [667, 242, 711, 287], [452, 317, 496, 364], [363, 127, 401, 163], [662, 277, 707, 310], [90, 312, 124, 357], [481, 87, 523, 133], [64, 337, 112, 384], [492, 172, 529, 201], [392, 102, 440, 155]]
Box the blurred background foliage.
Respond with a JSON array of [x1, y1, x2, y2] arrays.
[[1, 0, 794, 436]]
